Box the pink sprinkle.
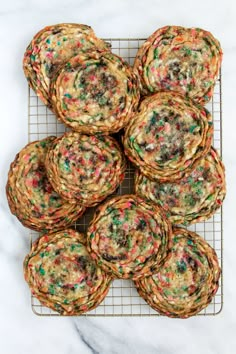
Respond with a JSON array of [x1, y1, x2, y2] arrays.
[[46, 52, 53, 59], [76, 275, 85, 283], [164, 122, 171, 133], [123, 223, 129, 232], [95, 168, 100, 177]]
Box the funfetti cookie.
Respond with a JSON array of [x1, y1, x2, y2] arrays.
[[24, 229, 112, 315], [45, 132, 126, 207], [124, 92, 213, 182], [50, 51, 140, 134], [87, 195, 172, 279], [6, 137, 84, 231], [134, 228, 221, 318], [134, 26, 222, 104], [135, 147, 226, 225], [23, 23, 110, 107]]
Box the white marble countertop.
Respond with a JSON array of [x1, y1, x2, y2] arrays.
[[1, 0, 236, 353]]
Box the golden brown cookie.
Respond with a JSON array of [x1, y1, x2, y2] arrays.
[[45, 132, 126, 207], [134, 228, 221, 318], [87, 195, 172, 279], [24, 229, 112, 315], [23, 23, 110, 107], [50, 51, 140, 134], [135, 147, 226, 225], [6, 137, 84, 231], [134, 26, 222, 104], [124, 92, 213, 182]]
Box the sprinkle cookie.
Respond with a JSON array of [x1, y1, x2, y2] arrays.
[[45, 132, 126, 207], [135, 147, 225, 225], [24, 229, 112, 315], [124, 91, 213, 182], [6, 137, 84, 231], [134, 26, 222, 104], [23, 23, 110, 107], [50, 51, 140, 134], [87, 195, 172, 279], [134, 228, 221, 318]]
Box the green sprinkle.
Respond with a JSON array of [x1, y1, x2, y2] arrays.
[[30, 54, 36, 61], [39, 265, 45, 276], [187, 239, 194, 246], [64, 93, 72, 98], [57, 41, 61, 46], [189, 125, 198, 133], [177, 260, 187, 273], [49, 284, 55, 295], [154, 47, 159, 59], [46, 39, 50, 44]]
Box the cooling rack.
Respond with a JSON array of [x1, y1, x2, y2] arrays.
[[28, 38, 223, 316]]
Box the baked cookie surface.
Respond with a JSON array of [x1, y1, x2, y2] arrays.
[[134, 26, 222, 104], [6, 137, 84, 231], [134, 228, 221, 318], [23, 23, 109, 107], [87, 195, 172, 279], [135, 147, 226, 225], [45, 132, 126, 207], [24, 229, 112, 315], [124, 92, 213, 182], [50, 51, 140, 134]]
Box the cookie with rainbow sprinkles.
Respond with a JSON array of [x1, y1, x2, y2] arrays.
[[45, 131, 126, 207], [134, 228, 221, 318], [24, 229, 112, 315], [87, 195, 172, 279], [123, 91, 213, 182], [6, 137, 84, 231], [50, 51, 140, 134], [134, 26, 222, 104], [135, 147, 226, 225], [23, 23, 110, 108]]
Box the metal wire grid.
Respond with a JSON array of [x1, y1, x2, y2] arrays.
[[28, 39, 223, 316]]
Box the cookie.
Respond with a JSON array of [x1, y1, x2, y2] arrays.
[[123, 92, 213, 182], [23, 23, 110, 107], [50, 51, 140, 134], [135, 147, 225, 225], [87, 195, 172, 279], [45, 132, 126, 207], [6, 137, 84, 231], [24, 229, 112, 315], [134, 228, 221, 318], [134, 26, 222, 104]]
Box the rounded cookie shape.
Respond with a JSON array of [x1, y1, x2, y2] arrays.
[[123, 92, 213, 182], [24, 229, 112, 315], [23, 23, 110, 107], [87, 195, 172, 279], [135, 147, 226, 225], [134, 26, 222, 104], [134, 228, 221, 318], [50, 51, 140, 134], [45, 132, 126, 207], [6, 137, 84, 231]]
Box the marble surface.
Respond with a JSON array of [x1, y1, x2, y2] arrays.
[[0, 0, 236, 353]]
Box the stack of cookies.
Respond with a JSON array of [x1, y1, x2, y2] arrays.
[[6, 24, 226, 318]]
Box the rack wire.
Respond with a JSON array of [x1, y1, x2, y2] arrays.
[[28, 38, 223, 316]]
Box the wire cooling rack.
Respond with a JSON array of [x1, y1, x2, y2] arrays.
[[28, 39, 223, 316]]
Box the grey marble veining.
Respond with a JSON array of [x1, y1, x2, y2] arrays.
[[0, 0, 236, 353]]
